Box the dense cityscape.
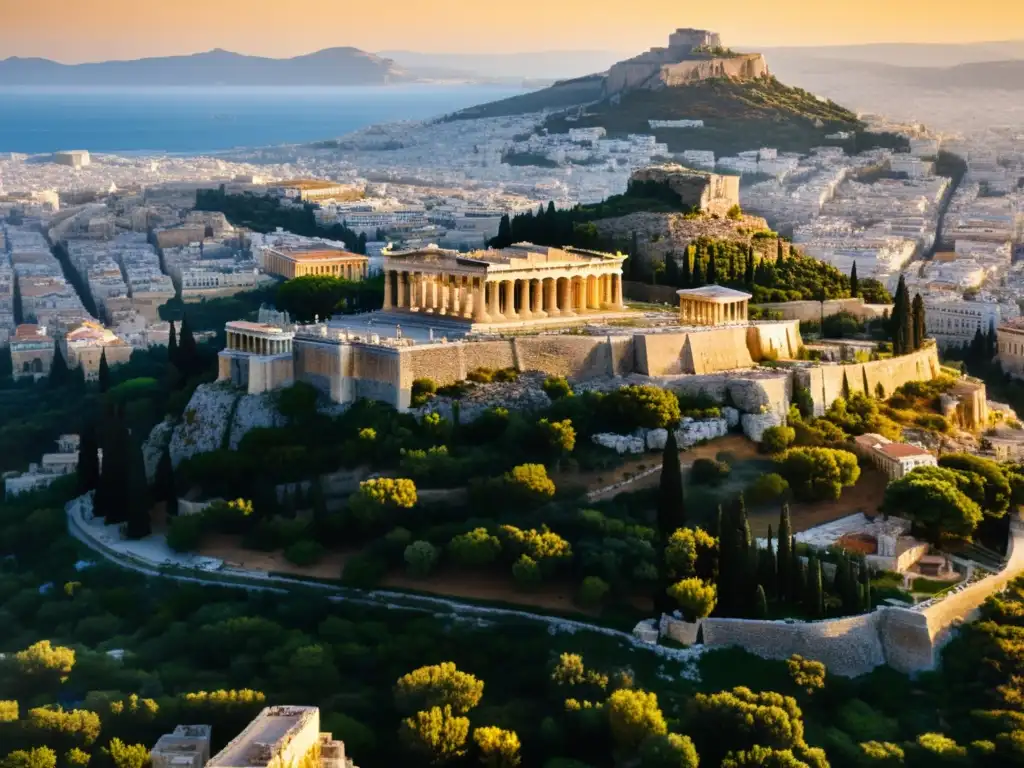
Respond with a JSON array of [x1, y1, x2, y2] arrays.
[[1, 17, 1024, 768]]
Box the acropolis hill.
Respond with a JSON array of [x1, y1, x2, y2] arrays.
[[603, 28, 769, 96]]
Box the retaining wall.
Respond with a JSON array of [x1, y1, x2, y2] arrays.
[[753, 298, 891, 322], [796, 345, 941, 416]]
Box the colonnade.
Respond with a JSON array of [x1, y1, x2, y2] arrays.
[[226, 331, 293, 356], [382, 270, 625, 323], [678, 297, 749, 326]]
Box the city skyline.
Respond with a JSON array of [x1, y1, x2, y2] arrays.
[[3, 0, 1023, 63]]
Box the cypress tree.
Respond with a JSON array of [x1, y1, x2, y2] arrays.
[[841, 371, 851, 400], [692, 249, 704, 287], [681, 247, 692, 288], [167, 320, 179, 366], [805, 556, 824, 618], [863, 368, 871, 397], [860, 558, 872, 611], [98, 349, 110, 393], [776, 237, 785, 263], [664, 253, 680, 287], [791, 535, 804, 600], [728, 247, 736, 284], [911, 293, 926, 351], [757, 524, 777, 600], [153, 447, 177, 516], [178, 313, 199, 376], [746, 247, 755, 287], [495, 214, 511, 247], [124, 436, 151, 539], [754, 584, 768, 619], [77, 425, 101, 494], [97, 417, 130, 523], [707, 250, 718, 285], [656, 428, 685, 613], [715, 504, 733, 615], [777, 505, 792, 602], [986, 318, 997, 360], [850, 261, 859, 298], [48, 340, 70, 389]]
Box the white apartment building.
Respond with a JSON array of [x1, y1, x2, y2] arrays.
[[924, 296, 1017, 350]]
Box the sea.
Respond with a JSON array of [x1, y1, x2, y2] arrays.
[[0, 84, 529, 155]]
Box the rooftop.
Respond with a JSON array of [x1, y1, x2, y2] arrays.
[[676, 285, 753, 302], [226, 321, 289, 334], [270, 247, 366, 263], [877, 442, 933, 459], [278, 179, 346, 190], [13, 324, 49, 340], [207, 706, 317, 768]]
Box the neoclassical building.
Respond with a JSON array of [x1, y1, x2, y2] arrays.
[[998, 318, 1024, 380], [218, 320, 296, 393], [381, 243, 627, 326], [260, 246, 369, 281]]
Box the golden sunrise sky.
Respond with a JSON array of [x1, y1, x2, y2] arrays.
[[2, 0, 1023, 62]]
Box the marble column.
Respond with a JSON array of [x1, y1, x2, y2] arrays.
[[383, 270, 393, 310], [473, 279, 489, 323], [558, 277, 574, 316], [531, 279, 546, 318], [612, 274, 624, 309], [545, 278, 559, 316], [516, 279, 532, 319], [396, 271, 406, 309], [503, 280, 518, 319], [488, 281, 502, 321]]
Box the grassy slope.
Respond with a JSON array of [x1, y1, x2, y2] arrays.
[[545, 76, 863, 156], [446, 74, 604, 120]]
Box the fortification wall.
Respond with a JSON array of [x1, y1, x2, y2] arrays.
[[463, 340, 516, 374], [748, 321, 803, 360], [754, 298, 891, 322], [683, 326, 756, 373], [702, 612, 886, 678], [352, 346, 403, 408], [661, 54, 769, 87], [797, 345, 940, 416], [877, 608, 934, 674], [513, 336, 615, 379]]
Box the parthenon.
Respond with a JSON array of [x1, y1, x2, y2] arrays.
[[224, 320, 294, 356], [381, 243, 627, 326]]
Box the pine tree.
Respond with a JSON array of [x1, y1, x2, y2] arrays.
[[98, 349, 110, 393], [124, 436, 152, 539], [681, 247, 692, 288], [178, 313, 199, 376], [777, 505, 792, 602], [707, 250, 718, 285], [911, 293, 926, 351], [805, 556, 824, 618], [153, 447, 177, 516], [754, 584, 768, 619], [48, 340, 70, 389], [850, 261, 859, 298], [76, 425, 101, 494], [656, 429, 685, 613]]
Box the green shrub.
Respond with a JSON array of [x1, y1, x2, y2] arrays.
[[776, 447, 860, 501], [746, 473, 790, 505], [667, 578, 717, 621], [690, 458, 731, 486], [166, 514, 205, 553], [411, 378, 437, 407], [504, 463, 556, 502], [543, 375, 573, 400], [512, 555, 542, 589], [449, 528, 501, 568], [761, 425, 796, 454], [467, 367, 495, 383], [404, 541, 440, 577], [437, 381, 470, 399], [493, 367, 519, 383], [603, 385, 681, 431], [341, 552, 388, 588], [578, 576, 610, 608], [283, 540, 325, 567]]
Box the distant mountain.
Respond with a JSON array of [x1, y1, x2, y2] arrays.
[[381, 50, 628, 82], [760, 40, 1024, 68], [0, 48, 415, 86]]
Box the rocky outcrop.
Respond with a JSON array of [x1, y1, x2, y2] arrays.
[[228, 392, 286, 449], [630, 164, 740, 216], [741, 411, 783, 443], [591, 417, 729, 454], [142, 418, 175, 483], [169, 384, 240, 466]]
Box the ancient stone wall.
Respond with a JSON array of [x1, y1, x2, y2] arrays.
[[796, 345, 941, 416], [683, 327, 756, 373], [701, 612, 887, 678], [463, 340, 516, 374], [747, 322, 804, 360], [629, 165, 739, 216], [661, 54, 769, 87], [514, 336, 616, 379], [754, 298, 891, 322]]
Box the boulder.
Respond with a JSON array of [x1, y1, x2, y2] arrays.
[[727, 379, 772, 413], [722, 406, 741, 428], [741, 411, 783, 442], [676, 417, 728, 447], [592, 432, 651, 455], [646, 428, 669, 451]]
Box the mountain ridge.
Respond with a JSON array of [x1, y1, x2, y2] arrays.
[[0, 47, 414, 86]]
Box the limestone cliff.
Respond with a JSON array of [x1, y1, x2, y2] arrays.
[[629, 164, 739, 216]]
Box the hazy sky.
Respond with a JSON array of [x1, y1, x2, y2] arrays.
[[3, 0, 1023, 62]]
